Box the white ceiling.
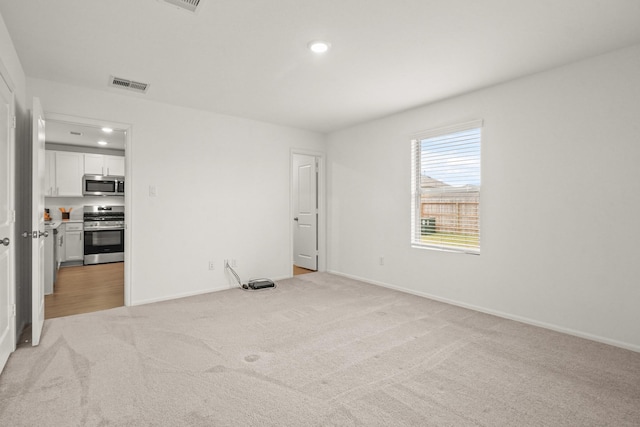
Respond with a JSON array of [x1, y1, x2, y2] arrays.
[[46, 121, 126, 150], [1, 0, 640, 133]]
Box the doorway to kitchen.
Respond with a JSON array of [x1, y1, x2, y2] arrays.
[[43, 113, 131, 319], [45, 263, 123, 318]]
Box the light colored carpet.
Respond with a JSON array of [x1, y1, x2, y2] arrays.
[[1, 272, 639, 426]]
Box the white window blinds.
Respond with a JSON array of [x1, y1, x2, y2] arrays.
[[411, 120, 482, 254]]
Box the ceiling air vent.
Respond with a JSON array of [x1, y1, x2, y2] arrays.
[[109, 76, 150, 94], [158, 0, 201, 13]]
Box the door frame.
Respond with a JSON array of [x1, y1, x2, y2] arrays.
[[0, 61, 16, 366], [45, 112, 133, 306], [30, 97, 45, 346], [290, 149, 325, 275]]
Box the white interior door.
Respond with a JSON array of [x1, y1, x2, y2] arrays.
[[293, 154, 318, 271], [31, 98, 45, 346], [0, 75, 16, 373]]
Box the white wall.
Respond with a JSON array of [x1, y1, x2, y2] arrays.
[[28, 78, 325, 305], [0, 13, 25, 106], [326, 44, 640, 351]]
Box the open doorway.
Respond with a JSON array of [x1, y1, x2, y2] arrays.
[[291, 151, 325, 276], [42, 114, 130, 319]]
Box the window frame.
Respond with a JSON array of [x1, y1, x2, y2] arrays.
[[411, 120, 482, 255]]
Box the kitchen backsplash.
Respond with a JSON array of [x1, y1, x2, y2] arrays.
[[46, 196, 125, 220]]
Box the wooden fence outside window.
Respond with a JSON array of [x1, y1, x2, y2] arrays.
[[421, 199, 479, 235]]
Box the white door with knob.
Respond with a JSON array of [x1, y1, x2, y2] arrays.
[[293, 153, 318, 271], [30, 97, 46, 346], [0, 74, 16, 373]]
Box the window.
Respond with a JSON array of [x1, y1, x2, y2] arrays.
[[411, 120, 482, 254]]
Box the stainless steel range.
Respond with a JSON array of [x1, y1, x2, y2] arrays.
[[84, 205, 125, 265]]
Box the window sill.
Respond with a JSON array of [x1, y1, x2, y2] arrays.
[[411, 243, 480, 255]]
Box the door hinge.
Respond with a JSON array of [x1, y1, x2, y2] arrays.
[[12, 116, 16, 129], [11, 210, 16, 223], [11, 304, 16, 317]]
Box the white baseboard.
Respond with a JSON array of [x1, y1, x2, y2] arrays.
[[130, 274, 293, 306], [328, 270, 640, 353], [131, 284, 232, 307]]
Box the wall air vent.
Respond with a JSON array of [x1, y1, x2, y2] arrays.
[[109, 76, 150, 94], [158, 0, 201, 13]]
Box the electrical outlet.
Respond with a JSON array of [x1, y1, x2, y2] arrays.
[[208, 261, 215, 270]]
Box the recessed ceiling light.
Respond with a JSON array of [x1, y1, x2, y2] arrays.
[[97, 141, 108, 146], [102, 127, 113, 133], [308, 41, 330, 54]]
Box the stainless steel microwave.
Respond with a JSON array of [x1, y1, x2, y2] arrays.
[[83, 175, 125, 196]]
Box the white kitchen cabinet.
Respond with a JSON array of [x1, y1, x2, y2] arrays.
[[106, 155, 125, 176], [64, 222, 84, 262], [45, 151, 84, 197], [83, 154, 104, 175], [46, 150, 124, 197], [84, 154, 125, 176], [44, 151, 56, 196]]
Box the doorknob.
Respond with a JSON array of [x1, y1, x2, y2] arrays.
[[293, 217, 299, 221], [39, 230, 49, 238], [1, 237, 9, 246]]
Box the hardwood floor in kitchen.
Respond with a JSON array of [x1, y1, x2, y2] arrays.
[[293, 265, 315, 276], [45, 262, 124, 319]]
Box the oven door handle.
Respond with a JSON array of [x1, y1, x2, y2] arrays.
[[85, 226, 125, 231]]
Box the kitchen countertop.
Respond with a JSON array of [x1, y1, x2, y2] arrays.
[[45, 221, 61, 230], [45, 219, 83, 229]]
